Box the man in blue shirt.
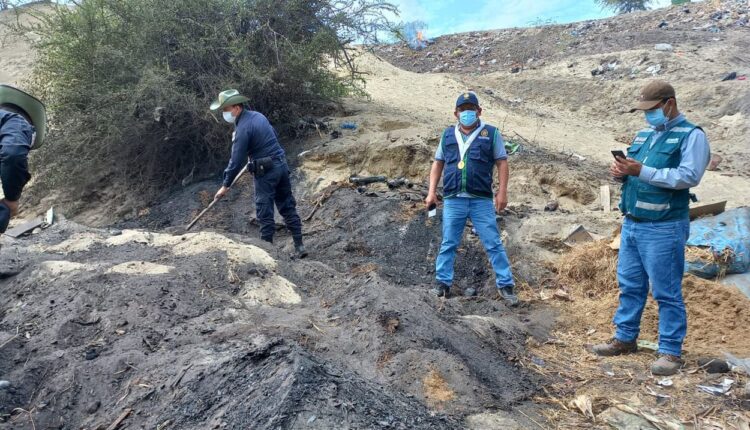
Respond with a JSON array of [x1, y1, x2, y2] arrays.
[[425, 92, 517, 305], [211, 89, 306, 258], [593, 81, 711, 376], [0, 85, 45, 234]]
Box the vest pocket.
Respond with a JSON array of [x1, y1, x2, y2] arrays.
[[627, 143, 644, 157], [444, 141, 459, 163], [632, 188, 673, 219]]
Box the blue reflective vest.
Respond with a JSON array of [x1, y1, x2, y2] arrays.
[[441, 124, 498, 199], [619, 120, 700, 221]]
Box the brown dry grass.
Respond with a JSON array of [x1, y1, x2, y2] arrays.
[[423, 367, 456, 407], [555, 240, 618, 297], [529, 239, 750, 429], [351, 263, 379, 275]]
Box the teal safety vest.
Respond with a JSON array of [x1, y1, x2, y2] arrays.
[[619, 120, 701, 221], [441, 124, 498, 199]]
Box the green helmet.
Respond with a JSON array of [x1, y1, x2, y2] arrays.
[[210, 89, 250, 111], [0, 84, 47, 149]]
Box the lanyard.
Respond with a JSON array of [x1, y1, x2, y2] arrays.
[[454, 121, 485, 162]]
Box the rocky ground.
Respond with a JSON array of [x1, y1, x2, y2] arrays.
[[2, 1, 750, 429]]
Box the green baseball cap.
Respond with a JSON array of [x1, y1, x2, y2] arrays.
[[210, 89, 250, 111], [0, 84, 47, 149]]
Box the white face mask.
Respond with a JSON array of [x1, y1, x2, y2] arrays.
[[222, 111, 235, 124]]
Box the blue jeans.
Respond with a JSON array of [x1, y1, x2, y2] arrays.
[[435, 197, 514, 289], [614, 217, 690, 356]]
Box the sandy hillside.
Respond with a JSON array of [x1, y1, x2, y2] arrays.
[[0, 7, 42, 87]]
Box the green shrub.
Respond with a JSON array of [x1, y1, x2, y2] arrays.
[[17, 0, 394, 207]]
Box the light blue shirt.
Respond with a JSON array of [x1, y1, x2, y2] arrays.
[[435, 127, 507, 198], [637, 114, 711, 190]]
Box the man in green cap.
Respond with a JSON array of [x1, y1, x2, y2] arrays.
[[0, 85, 46, 233], [593, 80, 710, 376], [210, 89, 306, 258]]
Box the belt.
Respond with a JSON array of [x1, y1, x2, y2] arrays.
[[624, 214, 644, 223]]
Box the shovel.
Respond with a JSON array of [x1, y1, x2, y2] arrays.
[[186, 165, 248, 231]]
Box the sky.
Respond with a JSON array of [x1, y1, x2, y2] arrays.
[[388, 0, 674, 37]]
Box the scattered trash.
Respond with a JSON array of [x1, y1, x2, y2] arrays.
[[531, 356, 546, 367], [386, 177, 409, 189], [591, 66, 605, 76], [657, 378, 673, 387], [586, 328, 596, 336], [724, 352, 750, 375], [645, 386, 671, 400], [686, 208, 750, 278], [688, 200, 726, 220], [307, 415, 317, 424], [646, 64, 662, 76], [340, 121, 357, 130], [349, 175, 387, 186], [553, 288, 572, 301], [721, 71, 738, 81], [544, 200, 559, 212], [637, 340, 658, 352], [44, 207, 55, 227], [697, 358, 730, 374], [571, 394, 595, 419], [0, 380, 10, 390], [4, 218, 44, 238], [563, 225, 594, 247], [504, 140, 520, 155], [654, 43, 673, 51], [697, 378, 734, 395]]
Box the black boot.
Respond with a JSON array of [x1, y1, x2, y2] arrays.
[[293, 236, 308, 259]]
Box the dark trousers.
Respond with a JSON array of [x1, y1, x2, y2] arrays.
[[0, 144, 31, 233], [254, 160, 302, 242]]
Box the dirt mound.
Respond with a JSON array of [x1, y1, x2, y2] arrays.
[[555, 240, 750, 356], [0, 205, 546, 428]]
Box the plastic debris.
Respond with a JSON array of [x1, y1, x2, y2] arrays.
[[657, 378, 673, 387], [697, 378, 734, 395], [654, 43, 674, 51], [637, 340, 659, 352], [340, 121, 357, 130]]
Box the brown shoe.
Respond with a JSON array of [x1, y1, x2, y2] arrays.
[[592, 338, 637, 357], [651, 355, 684, 376]]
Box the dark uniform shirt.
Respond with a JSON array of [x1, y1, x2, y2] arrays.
[[222, 109, 285, 187], [0, 109, 33, 201]]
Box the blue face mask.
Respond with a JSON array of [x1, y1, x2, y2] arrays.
[[645, 106, 668, 127], [459, 109, 478, 127]]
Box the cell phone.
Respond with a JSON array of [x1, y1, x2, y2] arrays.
[[611, 150, 626, 160], [428, 203, 437, 218]]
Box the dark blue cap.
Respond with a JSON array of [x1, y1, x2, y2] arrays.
[[456, 92, 479, 108]]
